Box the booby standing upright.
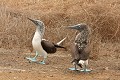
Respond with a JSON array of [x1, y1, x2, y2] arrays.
[[67, 23, 91, 72], [26, 18, 47, 64], [26, 18, 66, 64]]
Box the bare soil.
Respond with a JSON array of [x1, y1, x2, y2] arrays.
[[0, 48, 120, 80]]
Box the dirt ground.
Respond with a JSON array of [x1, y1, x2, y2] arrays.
[[0, 0, 120, 80], [0, 47, 120, 80]]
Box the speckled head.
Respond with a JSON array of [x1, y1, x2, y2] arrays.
[[28, 18, 44, 29], [67, 23, 88, 32], [28, 18, 45, 38]]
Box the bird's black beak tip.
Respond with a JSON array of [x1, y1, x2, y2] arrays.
[[27, 18, 33, 21], [27, 17, 30, 20], [27, 18, 36, 24]]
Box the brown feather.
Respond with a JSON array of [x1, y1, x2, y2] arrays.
[[41, 40, 56, 53], [41, 40, 66, 54]]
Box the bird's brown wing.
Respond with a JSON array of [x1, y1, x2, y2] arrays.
[[71, 43, 80, 60], [71, 43, 90, 61], [41, 40, 56, 53]]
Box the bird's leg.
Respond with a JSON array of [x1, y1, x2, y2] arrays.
[[38, 52, 47, 65], [84, 65, 92, 72], [69, 62, 79, 71], [26, 51, 38, 62], [83, 64, 87, 72], [33, 51, 39, 59], [74, 64, 77, 70]]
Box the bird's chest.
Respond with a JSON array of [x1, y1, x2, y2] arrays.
[[75, 33, 87, 50], [32, 32, 42, 47]]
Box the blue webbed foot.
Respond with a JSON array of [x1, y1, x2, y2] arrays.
[[26, 57, 37, 62], [80, 69, 92, 72], [38, 61, 46, 64], [69, 68, 80, 71]]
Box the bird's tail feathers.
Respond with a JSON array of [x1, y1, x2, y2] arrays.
[[56, 37, 66, 45], [54, 44, 64, 48], [54, 44, 67, 50]]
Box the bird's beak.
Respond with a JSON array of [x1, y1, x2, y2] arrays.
[[67, 26, 76, 29], [66, 25, 79, 30], [28, 18, 38, 25]]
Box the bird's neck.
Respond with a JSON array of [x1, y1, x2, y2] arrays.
[[81, 29, 89, 38], [76, 29, 89, 43], [35, 27, 45, 39]]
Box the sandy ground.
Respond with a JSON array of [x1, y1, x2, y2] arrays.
[[0, 48, 120, 80]]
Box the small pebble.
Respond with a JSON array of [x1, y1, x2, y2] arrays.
[[50, 75, 53, 77], [105, 67, 109, 70]]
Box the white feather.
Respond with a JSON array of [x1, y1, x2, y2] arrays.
[[79, 59, 88, 66], [56, 37, 66, 45]]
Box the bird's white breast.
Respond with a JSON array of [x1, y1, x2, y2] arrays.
[[32, 30, 47, 58], [32, 31, 42, 51]]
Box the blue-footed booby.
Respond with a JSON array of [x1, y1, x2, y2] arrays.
[[26, 18, 66, 64], [67, 23, 91, 72], [26, 18, 47, 64]]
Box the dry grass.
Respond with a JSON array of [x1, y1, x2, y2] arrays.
[[0, 0, 120, 59]]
